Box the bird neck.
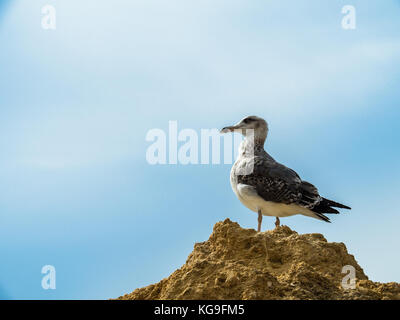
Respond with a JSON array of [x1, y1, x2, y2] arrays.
[[239, 136, 266, 156]]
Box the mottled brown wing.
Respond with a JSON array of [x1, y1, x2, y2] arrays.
[[237, 157, 321, 208]]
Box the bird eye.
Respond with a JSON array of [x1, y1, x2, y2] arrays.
[[243, 118, 254, 124]]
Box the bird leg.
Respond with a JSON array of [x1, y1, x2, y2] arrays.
[[257, 209, 262, 232], [275, 217, 280, 228]]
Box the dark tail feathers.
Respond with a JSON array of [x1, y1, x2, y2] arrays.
[[322, 198, 351, 210], [313, 197, 351, 215]]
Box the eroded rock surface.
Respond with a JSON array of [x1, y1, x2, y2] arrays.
[[117, 219, 400, 300]]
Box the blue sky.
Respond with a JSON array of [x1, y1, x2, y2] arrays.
[[0, 0, 399, 299]]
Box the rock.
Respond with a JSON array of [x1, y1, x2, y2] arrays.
[[116, 219, 400, 300]]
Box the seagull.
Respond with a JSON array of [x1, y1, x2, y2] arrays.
[[221, 116, 351, 231]]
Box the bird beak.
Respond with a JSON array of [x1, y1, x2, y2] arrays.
[[220, 125, 240, 133]]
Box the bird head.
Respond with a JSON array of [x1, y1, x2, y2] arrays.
[[220, 116, 268, 141]]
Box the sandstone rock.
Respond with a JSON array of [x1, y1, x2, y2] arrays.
[[117, 219, 400, 300]]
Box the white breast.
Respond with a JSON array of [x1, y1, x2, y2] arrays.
[[230, 161, 315, 218]]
